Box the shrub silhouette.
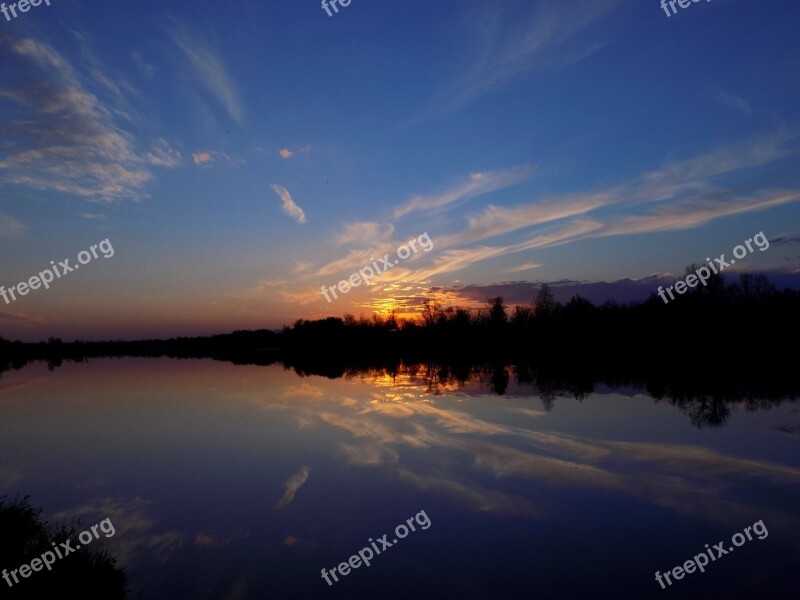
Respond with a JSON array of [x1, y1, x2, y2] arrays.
[[0, 497, 127, 599]]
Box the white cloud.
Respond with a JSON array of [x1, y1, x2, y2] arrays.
[[0, 37, 178, 202], [169, 25, 244, 125], [271, 184, 307, 224], [144, 139, 181, 167], [440, 0, 623, 109], [393, 164, 534, 218], [336, 222, 395, 246]]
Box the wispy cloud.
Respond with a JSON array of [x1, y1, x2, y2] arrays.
[[130, 51, 155, 78], [706, 87, 753, 116], [602, 190, 800, 237], [271, 184, 307, 224], [405, 132, 800, 276], [274, 467, 311, 509], [0, 213, 24, 237], [392, 164, 534, 218], [169, 24, 244, 125], [439, 0, 622, 109], [336, 222, 395, 246], [247, 131, 799, 306], [503, 262, 542, 274], [442, 192, 610, 248], [144, 139, 182, 167], [0, 37, 179, 202], [190, 150, 241, 168]]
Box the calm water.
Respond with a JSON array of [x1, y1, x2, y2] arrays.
[[1, 358, 799, 599]]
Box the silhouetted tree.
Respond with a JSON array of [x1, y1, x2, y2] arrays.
[[534, 284, 558, 317]]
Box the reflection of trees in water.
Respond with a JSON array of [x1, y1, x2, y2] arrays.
[[672, 395, 731, 428], [296, 360, 793, 428]]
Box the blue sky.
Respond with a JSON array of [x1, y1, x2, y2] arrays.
[[1, 0, 799, 341]]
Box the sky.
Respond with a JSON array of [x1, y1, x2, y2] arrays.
[[1, 0, 799, 342]]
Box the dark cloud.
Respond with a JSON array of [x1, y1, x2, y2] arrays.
[[442, 271, 800, 306]]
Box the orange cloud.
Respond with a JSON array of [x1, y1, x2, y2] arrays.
[[192, 151, 213, 165]]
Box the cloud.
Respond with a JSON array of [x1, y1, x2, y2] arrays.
[[280, 145, 312, 159], [388, 133, 799, 282], [601, 190, 800, 237], [706, 87, 753, 116], [271, 184, 307, 224], [246, 132, 798, 300], [51, 497, 184, 567], [281, 383, 326, 399], [0, 213, 24, 237], [278, 286, 329, 305], [130, 51, 155, 78], [191, 150, 240, 168], [0, 37, 178, 202], [502, 262, 542, 274], [169, 25, 244, 124], [292, 260, 313, 274], [192, 151, 213, 165], [144, 139, 181, 167], [439, 0, 622, 109], [336, 222, 395, 246], [274, 467, 311, 509], [392, 164, 534, 218], [773, 236, 800, 246], [442, 193, 610, 248]]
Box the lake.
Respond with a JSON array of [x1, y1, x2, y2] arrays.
[[1, 357, 798, 599]]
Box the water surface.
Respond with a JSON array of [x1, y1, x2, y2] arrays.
[[1, 358, 798, 599]]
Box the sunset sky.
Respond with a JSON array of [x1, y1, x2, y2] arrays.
[[1, 0, 799, 341]]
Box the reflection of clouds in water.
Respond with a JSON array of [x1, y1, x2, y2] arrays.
[[275, 467, 310, 509], [193, 529, 251, 549], [281, 383, 326, 399], [340, 442, 399, 466], [50, 497, 184, 567], [512, 408, 548, 419], [260, 381, 800, 525], [395, 467, 542, 517], [0, 375, 48, 410]]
